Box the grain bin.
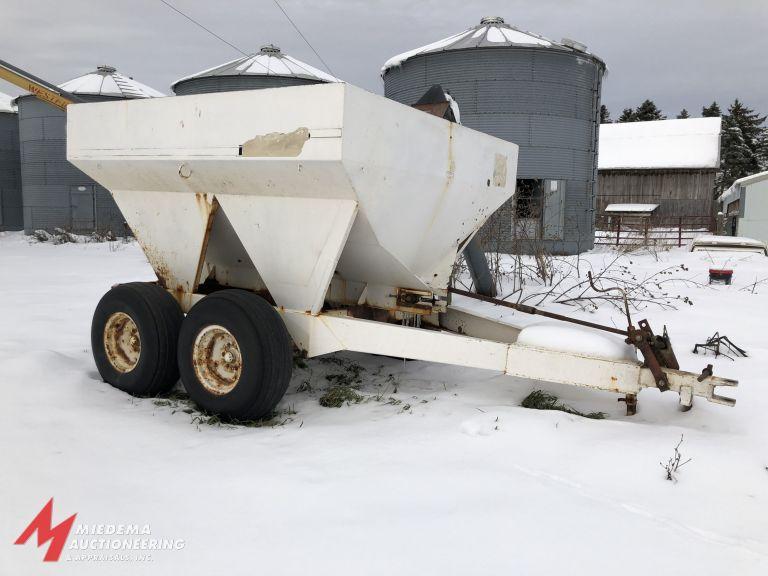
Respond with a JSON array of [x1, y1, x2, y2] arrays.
[[16, 65, 163, 234], [171, 44, 340, 95], [383, 17, 606, 254], [0, 91, 21, 231]]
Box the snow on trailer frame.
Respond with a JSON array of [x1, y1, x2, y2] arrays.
[[66, 83, 737, 420]]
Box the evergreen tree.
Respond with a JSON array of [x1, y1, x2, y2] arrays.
[[600, 104, 612, 123], [727, 99, 767, 173], [702, 101, 721, 117], [617, 107, 635, 122], [677, 109, 690, 119], [717, 99, 768, 189], [633, 99, 666, 121], [717, 115, 753, 190]]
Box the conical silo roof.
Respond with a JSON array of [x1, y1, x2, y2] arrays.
[[383, 16, 601, 71], [171, 44, 340, 92], [58, 65, 164, 99]]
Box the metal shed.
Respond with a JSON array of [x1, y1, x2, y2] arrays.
[[719, 170, 768, 243], [382, 17, 605, 255], [171, 44, 340, 95], [16, 65, 163, 234], [0, 91, 22, 231]]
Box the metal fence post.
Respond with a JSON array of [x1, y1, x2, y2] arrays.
[[678, 217, 682, 247], [616, 216, 621, 246]]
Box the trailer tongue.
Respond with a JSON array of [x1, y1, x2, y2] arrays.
[[65, 83, 736, 419]]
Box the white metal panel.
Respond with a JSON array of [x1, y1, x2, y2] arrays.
[[281, 310, 509, 371], [67, 83, 346, 159], [340, 85, 519, 290], [112, 189, 214, 295], [218, 195, 358, 314]]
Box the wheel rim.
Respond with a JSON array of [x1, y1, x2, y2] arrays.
[[192, 325, 243, 395], [103, 312, 141, 373]]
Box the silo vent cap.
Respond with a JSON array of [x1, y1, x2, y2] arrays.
[[259, 44, 282, 55], [480, 16, 505, 25], [561, 38, 588, 52], [97, 65, 117, 75]]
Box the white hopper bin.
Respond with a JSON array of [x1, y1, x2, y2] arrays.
[[67, 83, 736, 420]]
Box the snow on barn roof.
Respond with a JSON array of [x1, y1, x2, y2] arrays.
[[58, 65, 164, 99], [171, 44, 340, 90], [382, 16, 603, 72], [598, 117, 722, 170], [604, 203, 659, 213], [0, 91, 16, 113]]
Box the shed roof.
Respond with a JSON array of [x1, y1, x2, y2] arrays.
[[598, 117, 722, 170], [718, 170, 768, 205], [382, 16, 602, 72], [733, 169, 768, 188], [0, 91, 15, 113], [604, 203, 659, 213], [58, 65, 164, 98], [172, 45, 340, 91]]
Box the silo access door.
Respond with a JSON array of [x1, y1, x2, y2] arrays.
[[70, 184, 95, 232]]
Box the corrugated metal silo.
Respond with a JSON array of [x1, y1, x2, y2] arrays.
[[172, 44, 340, 95], [17, 65, 163, 234], [0, 91, 22, 231], [383, 17, 606, 254]]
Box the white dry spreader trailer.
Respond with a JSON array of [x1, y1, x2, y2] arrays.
[[63, 83, 737, 419]]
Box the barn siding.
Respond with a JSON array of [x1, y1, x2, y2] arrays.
[[597, 169, 717, 218]]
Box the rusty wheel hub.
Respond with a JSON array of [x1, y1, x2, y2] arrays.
[[103, 312, 141, 373], [192, 325, 242, 395]]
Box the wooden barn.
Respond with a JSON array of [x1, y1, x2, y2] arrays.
[[596, 118, 721, 236]]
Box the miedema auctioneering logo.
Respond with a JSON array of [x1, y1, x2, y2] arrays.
[[15, 499, 185, 563], [14, 499, 76, 562]]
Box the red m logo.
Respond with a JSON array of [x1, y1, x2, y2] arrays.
[[14, 499, 77, 562]]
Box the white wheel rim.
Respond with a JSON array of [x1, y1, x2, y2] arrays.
[[103, 312, 141, 373], [192, 325, 243, 395]]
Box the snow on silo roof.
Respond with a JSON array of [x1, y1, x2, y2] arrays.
[[598, 117, 722, 170], [383, 16, 601, 72], [0, 91, 16, 113], [58, 65, 164, 99], [171, 44, 340, 90]]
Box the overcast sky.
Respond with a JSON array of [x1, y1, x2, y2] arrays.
[[1, 0, 766, 118]]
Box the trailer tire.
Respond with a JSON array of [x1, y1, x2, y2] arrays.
[[92, 282, 183, 396], [177, 290, 293, 420]]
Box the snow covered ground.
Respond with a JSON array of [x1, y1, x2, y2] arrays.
[[1, 230, 767, 575]]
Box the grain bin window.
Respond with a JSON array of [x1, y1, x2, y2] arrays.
[[514, 179, 543, 219]]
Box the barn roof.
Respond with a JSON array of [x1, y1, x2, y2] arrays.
[[598, 117, 722, 170]]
